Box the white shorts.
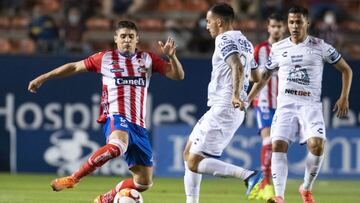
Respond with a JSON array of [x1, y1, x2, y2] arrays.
[[271, 103, 326, 144], [189, 106, 245, 157]]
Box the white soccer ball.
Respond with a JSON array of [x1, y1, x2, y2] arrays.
[[113, 188, 144, 203]]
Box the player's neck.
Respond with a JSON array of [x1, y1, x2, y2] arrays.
[[290, 35, 308, 44], [219, 25, 233, 35]]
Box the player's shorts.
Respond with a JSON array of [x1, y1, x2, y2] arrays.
[[270, 103, 326, 144], [189, 106, 245, 157], [103, 114, 153, 168], [254, 106, 276, 130]]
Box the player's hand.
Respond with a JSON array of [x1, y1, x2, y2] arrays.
[[332, 96, 349, 118], [158, 37, 177, 57], [28, 77, 44, 93], [232, 96, 245, 110]]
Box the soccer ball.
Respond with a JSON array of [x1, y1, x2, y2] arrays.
[[113, 188, 144, 203]]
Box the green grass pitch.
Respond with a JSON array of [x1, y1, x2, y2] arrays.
[[1, 173, 359, 203]]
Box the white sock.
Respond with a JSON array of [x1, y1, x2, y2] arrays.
[[303, 153, 324, 191], [184, 161, 202, 203], [271, 152, 288, 198], [197, 158, 253, 180]]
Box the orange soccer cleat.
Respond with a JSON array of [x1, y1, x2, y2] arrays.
[[50, 176, 79, 191], [267, 196, 285, 203], [299, 184, 315, 203]]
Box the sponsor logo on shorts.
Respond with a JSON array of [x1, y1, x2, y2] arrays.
[[115, 76, 146, 87], [284, 88, 311, 96]]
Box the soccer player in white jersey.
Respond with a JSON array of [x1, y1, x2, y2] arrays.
[[28, 20, 184, 203], [250, 13, 286, 201], [182, 3, 263, 203], [248, 6, 352, 203]]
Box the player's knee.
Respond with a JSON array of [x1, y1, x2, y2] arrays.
[[272, 140, 288, 152], [307, 137, 325, 155], [186, 159, 199, 173], [109, 138, 128, 155]]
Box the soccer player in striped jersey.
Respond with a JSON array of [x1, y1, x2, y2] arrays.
[[248, 6, 352, 203], [183, 3, 263, 203], [250, 12, 286, 201], [28, 20, 184, 203]]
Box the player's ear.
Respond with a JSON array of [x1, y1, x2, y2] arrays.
[[216, 18, 222, 27], [136, 35, 139, 43]]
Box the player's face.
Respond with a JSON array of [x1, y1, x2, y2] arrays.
[[268, 19, 286, 42], [206, 11, 220, 38], [288, 13, 309, 43], [114, 28, 139, 54]]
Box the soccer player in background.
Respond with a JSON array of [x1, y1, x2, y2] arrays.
[[28, 20, 185, 203], [247, 6, 352, 203], [250, 12, 286, 201], [182, 3, 263, 203]]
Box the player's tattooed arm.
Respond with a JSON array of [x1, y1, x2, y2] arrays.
[[247, 68, 273, 103], [226, 53, 245, 109]]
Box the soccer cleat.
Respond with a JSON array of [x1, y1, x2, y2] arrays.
[[245, 170, 264, 197], [299, 184, 315, 203], [50, 176, 78, 191], [93, 190, 116, 203], [266, 196, 285, 203]]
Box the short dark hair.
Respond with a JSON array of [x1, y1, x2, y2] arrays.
[[209, 3, 235, 23], [116, 20, 138, 32], [288, 6, 309, 19], [268, 12, 285, 23]]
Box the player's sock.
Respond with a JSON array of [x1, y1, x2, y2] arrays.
[[303, 152, 324, 191], [115, 179, 151, 192], [184, 161, 202, 203], [271, 152, 287, 198], [260, 137, 272, 187], [72, 141, 126, 181], [197, 157, 253, 180], [98, 178, 151, 203]]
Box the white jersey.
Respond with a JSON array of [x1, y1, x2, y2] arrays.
[[266, 36, 341, 107], [207, 30, 257, 107]]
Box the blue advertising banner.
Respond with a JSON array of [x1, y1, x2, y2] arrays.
[[153, 125, 360, 179], [0, 55, 359, 177]]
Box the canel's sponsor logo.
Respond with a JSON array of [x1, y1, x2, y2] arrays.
[[115, 77, 146, 87], [284, 88, 311, 96]]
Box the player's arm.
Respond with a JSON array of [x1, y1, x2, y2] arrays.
[[28, 60, 88, 93], [158, 37, 184, 80], [332, 58, 353, 117], [225, 53, 245, 109], [247, 68, 273, 103]]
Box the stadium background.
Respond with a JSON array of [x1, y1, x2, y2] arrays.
[[0, 0, 359, 192]]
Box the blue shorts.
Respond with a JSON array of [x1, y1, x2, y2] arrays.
[[254, 107, 276, 130], [103, 115, 153, 168]]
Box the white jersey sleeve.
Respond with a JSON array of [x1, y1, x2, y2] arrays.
[[265, 47, 280, 71], [216, 34, 241, 60], [321, 41, 341, 64]]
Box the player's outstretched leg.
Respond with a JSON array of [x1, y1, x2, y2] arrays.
[[94, 179, 150, 203], [245, 170, 264, 197], [299, 184, 315, 203], [51, 142, 124, 191]]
